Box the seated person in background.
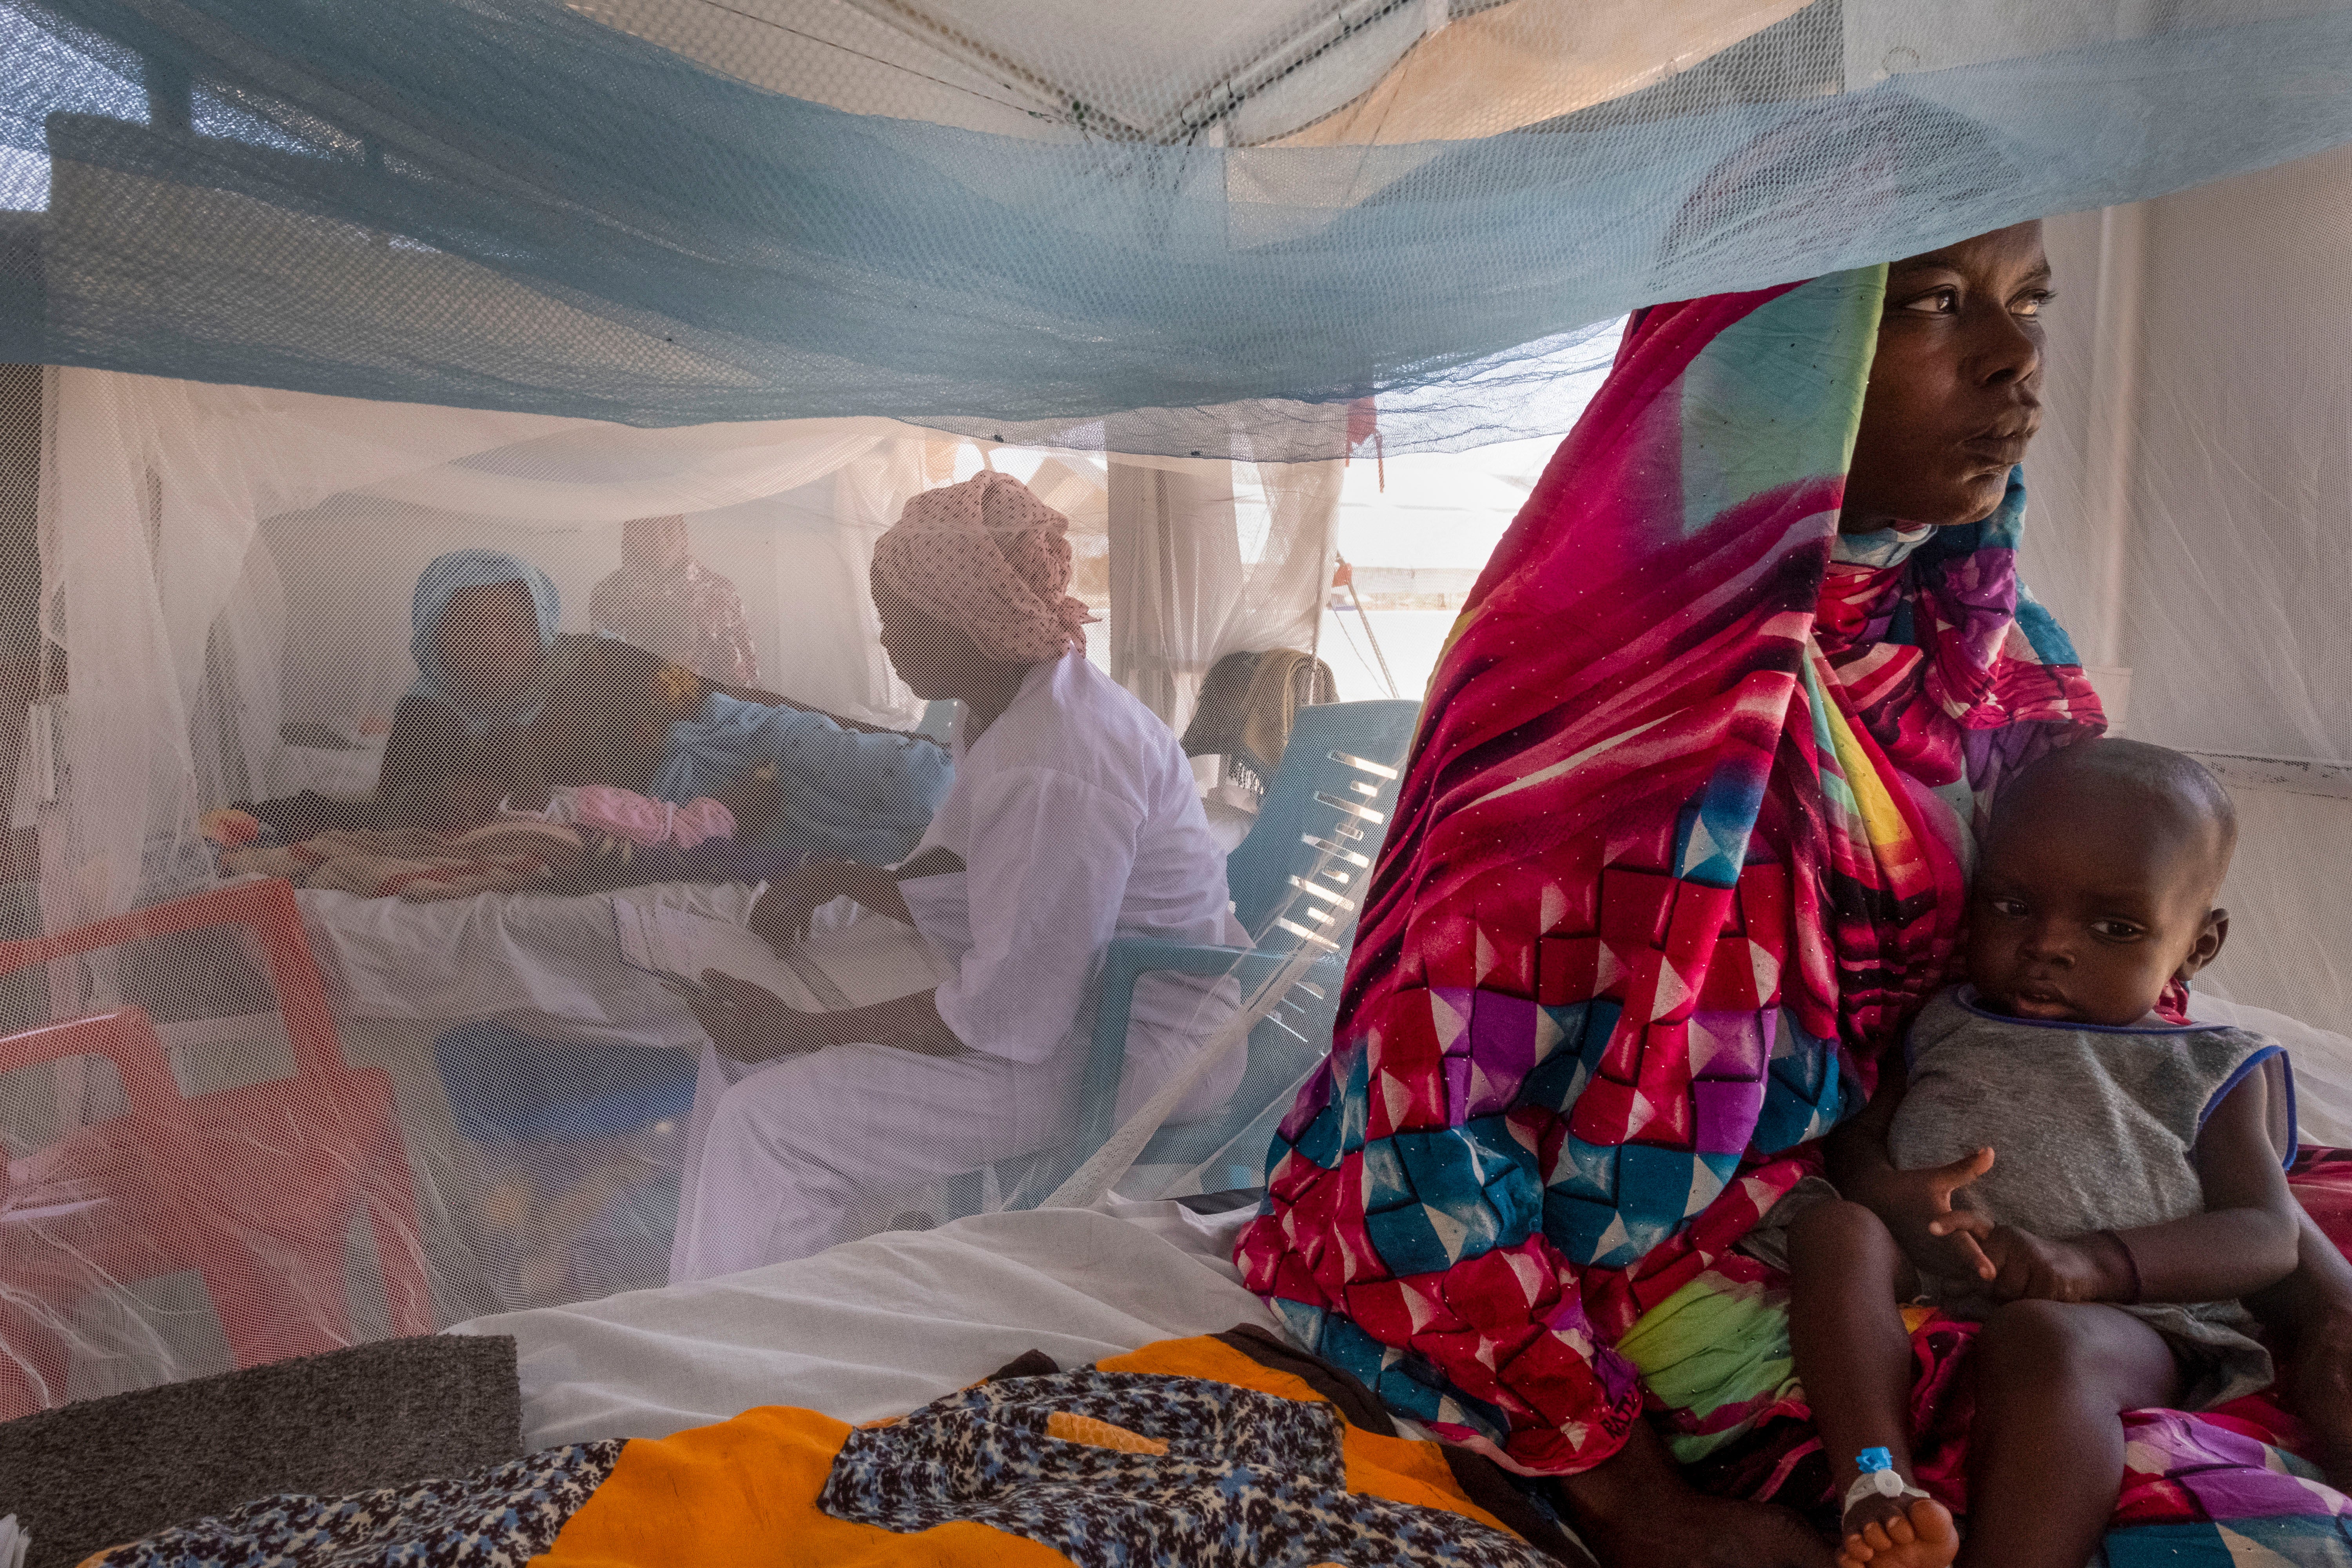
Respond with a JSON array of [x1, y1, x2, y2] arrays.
[[1762, 740, 2300, 1568], [591, 514, 761, 688], [247, 549, 949, 872], [670, 472, 1244, 1279]]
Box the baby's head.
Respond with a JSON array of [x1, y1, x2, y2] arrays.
[[1967, 739, 2236, 1027]]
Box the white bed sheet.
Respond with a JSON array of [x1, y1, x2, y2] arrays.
[[448, 1198, 1274, 1448], [297, 880, 758, 1049]]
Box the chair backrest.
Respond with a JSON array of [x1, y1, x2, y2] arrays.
[[0, 1007, 178, 1120], [1224, 700, 1420, 949], [914, 700, 962, 744], [0, 879, 348, 1081], [1136, 952, 1345, 1182]]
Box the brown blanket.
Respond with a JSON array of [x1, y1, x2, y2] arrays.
[[223, 820, 584, 901]]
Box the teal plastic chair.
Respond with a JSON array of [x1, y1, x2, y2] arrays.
[[914, 700, 962, 744], [1022, 699, 1421, 1200]]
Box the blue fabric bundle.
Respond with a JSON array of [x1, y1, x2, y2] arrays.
[[652, 692, 953, 868]]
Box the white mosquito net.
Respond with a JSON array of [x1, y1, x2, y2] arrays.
[[0, 0, 2346, 1421]]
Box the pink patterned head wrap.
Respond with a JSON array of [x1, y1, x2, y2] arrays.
[[870, 472, 1095, 663]]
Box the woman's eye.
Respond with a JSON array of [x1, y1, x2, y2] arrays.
[[1898, 287, 1960, 316], [2012, 290, 2054, 319]]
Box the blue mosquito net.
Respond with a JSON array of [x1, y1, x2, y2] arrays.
[[10, 0, 2352, 1495], [5, 0, 2352, 455]]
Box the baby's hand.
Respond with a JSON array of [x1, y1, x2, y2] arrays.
[[1867, 1147, 1998, 1283], [1931, 1213, 2125, 1304]]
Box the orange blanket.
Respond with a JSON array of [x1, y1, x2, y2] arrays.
[[82, 1330, 1589, 1568]]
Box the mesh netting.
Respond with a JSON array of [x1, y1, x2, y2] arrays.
[[0, 0, 2347, 1506], [3, 389, 1428, 1410], [5, 0, 2352, 451]]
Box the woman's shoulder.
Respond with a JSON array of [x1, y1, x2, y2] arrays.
[[985, 656, 1189, 800], [553, 632, 662, 679]]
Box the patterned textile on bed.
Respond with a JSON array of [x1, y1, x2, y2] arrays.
[[223, 821, 589, 901], [75, 1289, 2352, 1567], [75, 1332, 1586, 1568], [78, 1441, 625, 1568]]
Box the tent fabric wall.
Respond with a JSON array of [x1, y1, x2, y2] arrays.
[[1999, 172, 2352, 1034], [1107, 452, 1343, 733]]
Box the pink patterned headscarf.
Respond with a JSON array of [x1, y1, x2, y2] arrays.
[[870, 472, 1095, 663]]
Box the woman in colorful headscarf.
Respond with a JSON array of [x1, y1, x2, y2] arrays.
[[670, 472, 1244, 1277], [1234, 225, 2352, 1563]]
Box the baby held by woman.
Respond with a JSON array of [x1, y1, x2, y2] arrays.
[[1759, 739, 2301, 1568]]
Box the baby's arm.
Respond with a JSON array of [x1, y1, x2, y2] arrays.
[[1826, 1069, 1999, 1282], [2126, 1069, 2301, 1301], [1942, 1073, 2299, 1304]]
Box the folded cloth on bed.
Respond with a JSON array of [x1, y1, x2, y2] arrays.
[[79, 1330, 1586, 1568], [225, 820, 587, 901], [224, 789, 740, 902], [508, 785, 736, 849], [1178, 648, 1338, 786]]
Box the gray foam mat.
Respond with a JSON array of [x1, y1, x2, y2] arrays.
[[0, 1335, 521, 1568]]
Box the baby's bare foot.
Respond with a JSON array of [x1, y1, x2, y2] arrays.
[[1837, 1496, 1957, 1568]]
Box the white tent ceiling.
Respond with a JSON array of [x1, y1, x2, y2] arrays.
[[564, 0, 2329, 150], [568, 0, 1810, 146]]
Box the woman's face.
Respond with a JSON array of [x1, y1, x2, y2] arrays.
[[428, 579, 545, 709], [1841, 221, 2053, 533], [873, 586, 989, 701]]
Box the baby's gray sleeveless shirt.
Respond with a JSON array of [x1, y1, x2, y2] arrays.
[[1891, 988, 2294, 1406]]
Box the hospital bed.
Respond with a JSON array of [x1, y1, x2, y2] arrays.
[[448, 1196, 1274, 1449]]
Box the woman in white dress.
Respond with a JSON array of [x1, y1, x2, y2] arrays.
[[669, 472, 1243, 1280]]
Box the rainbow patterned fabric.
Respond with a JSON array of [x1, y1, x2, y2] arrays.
[[1235, 268, 2105, 1476]]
